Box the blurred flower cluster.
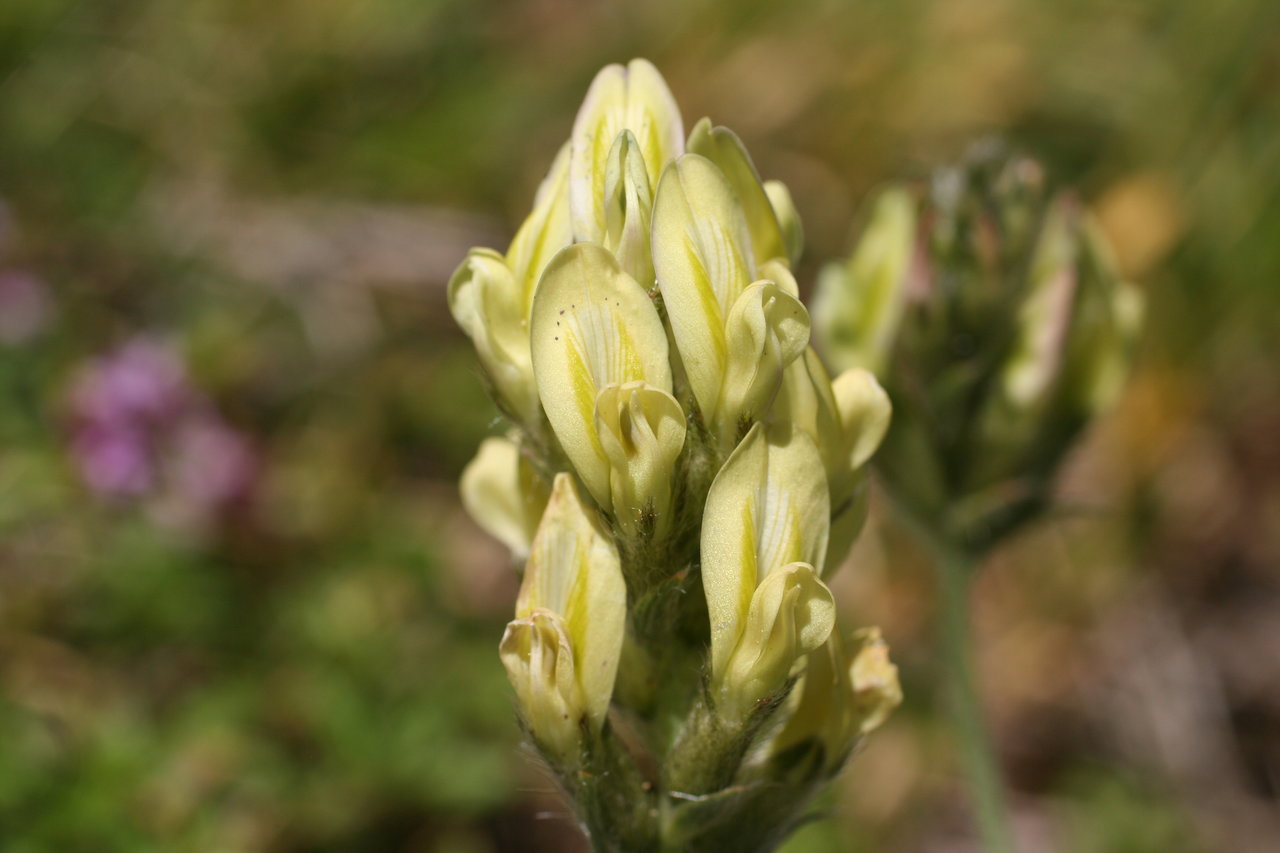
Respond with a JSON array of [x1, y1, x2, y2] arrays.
[[814, 143, 1144, 553], [451, 60, 900, 852], [66, 338, 257, 531]]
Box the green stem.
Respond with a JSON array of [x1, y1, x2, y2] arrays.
[[933, 541, 1016, 853]]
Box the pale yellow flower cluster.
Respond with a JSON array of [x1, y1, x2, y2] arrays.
[[450, 60, 900, 840]]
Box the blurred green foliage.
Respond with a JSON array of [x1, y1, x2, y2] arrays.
[[1, 0, 1277, 850]]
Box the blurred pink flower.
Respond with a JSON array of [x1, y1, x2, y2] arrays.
[[66, 338, 257, 525], [67, 340, 190, 427], [169, 417, 257, 511]]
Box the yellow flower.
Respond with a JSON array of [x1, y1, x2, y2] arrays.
[[652, 154, 810, 447], [530, 243, 684, 536], [701, 422, 836, 721], [773, 627, 902, 769], [500, 473, 627, 763]]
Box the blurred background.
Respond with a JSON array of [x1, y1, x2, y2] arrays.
[[1, 0, 1277, 850]]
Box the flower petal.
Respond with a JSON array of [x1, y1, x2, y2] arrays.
[[652, 153, 757, 420], [448, 248, 537, 420], [459, 436, 548, 558], [603, 131, 656, 288], [701, 423, 830, 679], [764, 179, 804, 266], [830, 368, 891, 473], [717, 562, 835, 721], [718, 280, 810, 445], [688, 117, 787, 266]]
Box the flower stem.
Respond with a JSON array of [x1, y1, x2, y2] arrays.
[[933, 540, 1016, 853]]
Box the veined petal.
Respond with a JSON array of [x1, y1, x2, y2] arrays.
[[595, 381, 686, 537], [530, 243, 672, 505], [701, 423, 830, 680], [764, 179, 804, 266], [603, 131, 656, 288], [717, 562, 835, 721], [652, 153, 757, 420], [623, 59, 685, 180], [570, 59, 683, 244], [516, 473, 626, 729], [688, 117, 787, 266], [459, 436, 549, 558], [717, 280, 810, 444], [507, 142, 573, 310]]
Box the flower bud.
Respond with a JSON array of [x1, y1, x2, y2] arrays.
[[719, 281, 810, 446], [718, 562, 835, 723], [687, 117, 788, 266], [652, 154, 806, 446], [772, 626, 901, 771], [448, 248, 538, 423], [503, 473, 627, 762], [530, 243, 676, 513], [812, 188, 917, 376], [459, 436, 549, 559], [776, 350, 891, 570], [450, 144, 574, 430], [701, 422, 835, 721], [569, 59, 683, 245], [500, 610, 586, 764]]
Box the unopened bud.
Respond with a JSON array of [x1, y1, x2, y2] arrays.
[[504, 473, 627, 763], [460, 436, 549, 558]]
